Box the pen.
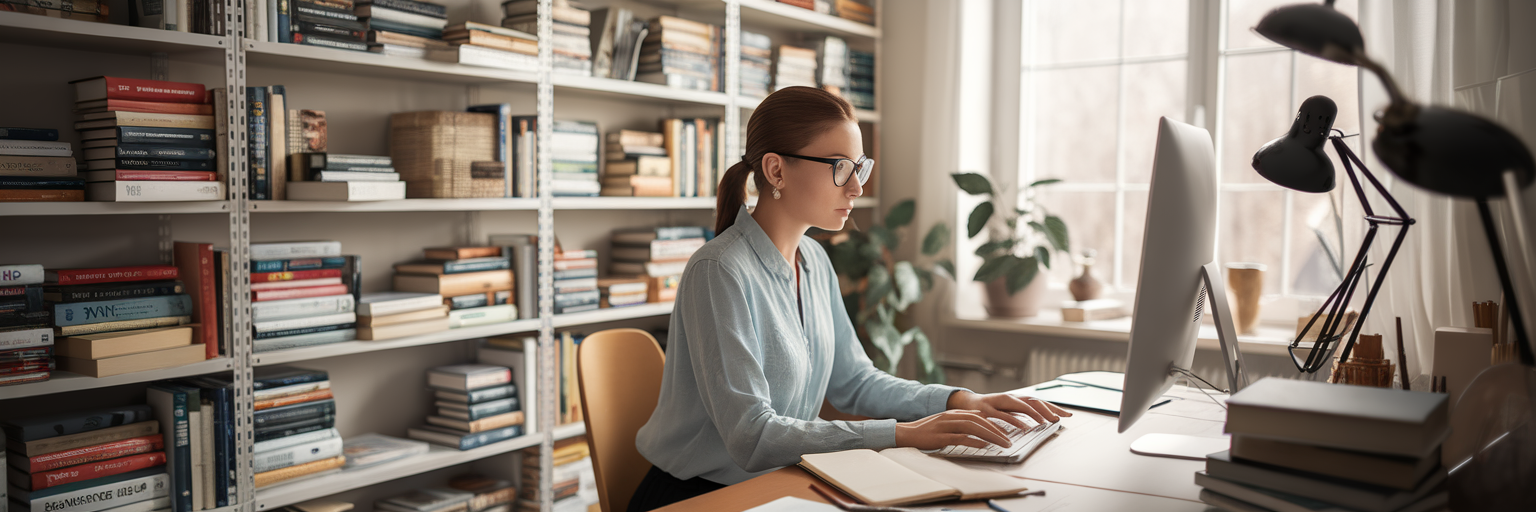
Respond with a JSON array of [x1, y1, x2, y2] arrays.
[[986, 499, 1011, 512]]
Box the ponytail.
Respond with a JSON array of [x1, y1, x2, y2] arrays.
[[714, 159, 756, 235], [713, 86, 857, 236]]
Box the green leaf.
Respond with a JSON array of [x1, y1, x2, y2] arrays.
[[913, 266, 934, 291], [858, 240, 884, 264], [934, 259, 956, 280], [869, 225, 896, 251], [892, 261, 922, 310], [921, 223, 950, 256], [865, 320, 903, 374], [1027, 178, 1064, 188], [876, 301, 894, 324], [974, 239, 1015, 257], [973, 255, 1015, 283], [884, 199, 916, 229], [909, 328, 936, 376], [864, 265, 892, 305], [1043, 215, 1070, 253], [967, 202, 994, 238], [951, 173, 994, 195], [1006, 256, 1039, 295], [1034, 245, 1051, 270]]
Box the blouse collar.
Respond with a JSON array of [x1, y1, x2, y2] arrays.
[[734, 205, 797, 282]]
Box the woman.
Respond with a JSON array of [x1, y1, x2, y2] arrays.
[[629, 87, 1070, 511]]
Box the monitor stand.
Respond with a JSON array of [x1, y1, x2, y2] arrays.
[[1131, 262, 1249, 460]]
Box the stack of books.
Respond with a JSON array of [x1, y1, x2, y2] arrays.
[[637, 16, 723, 92], [250, 241, 360, 353], [600, 129, 669, 197], [355, 291, 448, 341], [551, 121, 600, 197], [477, 336, 534, 430], [407, 364, 525, 450], [447, 475, 516, 512], [500, 0, 590, 76], [46, 265, 211, 378], [393, 247, 515, 329], [0, 128, 83, 202], [1, 264, 52, 385], [740, 31, 773, 99], [834, 0, 875, 25], [517, 437, 597, 512], [285, 0, 368, 52], [149, 375, 242, 509], [4, 407, 171, 512], [773, 44, 819, 91], [588, 7, 649, 82], [376, 487, 472, 512], [72, 76, 223, 202], [552, 249, 598, 315], [597, 277, 646, 309], [287, 153, 406, 201], [806, 35, 851, 96], [610, 226, 706, 304], [247, 85, 299, 201], [1197, 378, 1449, 512], [439, 22, 538, 70], [357, 0, 447, 40], [847, 49, 875, 110], [659, 118, 723, 198], [251, 366, 344, 488]]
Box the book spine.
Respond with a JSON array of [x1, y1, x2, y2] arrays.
[[0, 156, 77, 177], [11, 422, 159, 458], [1, 265, 45, 286], [320, 154, 392, 167], [465, 385, 516, 404], [249, 427, 335, 454], [253, 389, 333, 411], [31, 452, 167, 490], [250, 295, 354, 322], [89, 171, 216, 181], [26, 435, 163, 472], [372, 0, 447, 18], [108, 146, 218, 160], [49, 266, 178, 286], [251, 370, 327, 390], [252, 418, 332, 443], [215, 386, 235, 505], [250, 437, 341, 473], [278, 0, 291, 43], [250, 257, 346, 273], [107, 159, 214, 171], [252, 455, 342, 488], [248, 242, 341, 260], [168, 390, 192, 512], [83, 100, 212, 116], [4, 407, 152, 443], [254, 400, 335, 427], [292, 5, 358, 22], [0, 128, 60, 141], [52, 295, 195, 327], [441, 259, 511, 274], [459, 425, 522, 449], [253, 312, 355, 333], [192, 244, 217, 360], [249, 269, 342, 283], [0, 328, 52, 350], [247, 87, 268, 200], [98, 77, 208, 104], [0, 310, 52, 329], [551, 268, 596, 280], [56, 316, 187, 336], [461, 400, 516, 420], [0, 140, 70, 157], [250, 284, 349, 302], [112, 128, 217, 147], [290, 21, 365, 40], [447, 293, 488, 310], [252, 322, 352, 340], [18, 472, 170, 512]]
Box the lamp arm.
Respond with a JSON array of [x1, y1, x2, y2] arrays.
[[1356, 55, 1419, 128]]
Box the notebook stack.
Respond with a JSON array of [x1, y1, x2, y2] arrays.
[[610, 226, 707, 304], [1, 264, 52, 386], [376, 487, 473, 512], [286, 0, 368, 52], [773, 44, 819, 91], [4, 407, 170, 512], [447, 475, 516, 512], [600, 129, 669, 197], [148, 376, 241, 510], [71, 76, 224, 202], [1198, 378, 1449, 512], [251, 366, 344, 488], [740, 31, 773, 99], [847, 49, 875, 110], [597, 277, 647, 309], [517, 437, 596, 512], [46, 265, 209, 378], [407, 364, 525, 450], [806, 35, 851, 97], [392, 247, 515, 329], [286, 153, 406, 201], [431, 21, 537, 71], [551, 121, 600, 197], [636, 16, 723, 92], [553, 250, 598, 315], [355, 292, 448, 341], [250, 241, 360, 353], [0, 128, 83, 202], [500, 0, 590, 75]]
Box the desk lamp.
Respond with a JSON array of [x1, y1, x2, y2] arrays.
[[1255, 0, 1536, 366]]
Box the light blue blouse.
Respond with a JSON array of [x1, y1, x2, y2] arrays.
[[634, 206, 964, 485]]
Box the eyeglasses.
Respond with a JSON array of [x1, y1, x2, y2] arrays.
[[778, 153, 874, 187]]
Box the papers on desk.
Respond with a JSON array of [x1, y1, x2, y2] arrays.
[[743, 496, 840, 512], [1017, 371, 1171, 415], [798, 448, 1033, 507]]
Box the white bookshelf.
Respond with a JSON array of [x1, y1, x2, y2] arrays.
[[0, 201, 235, 216], [245, 39, 541, 85], [0, 357, 235, 401], [0, 11, 226, 61]]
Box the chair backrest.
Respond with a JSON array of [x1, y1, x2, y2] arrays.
[[577, 328, 665, 512]]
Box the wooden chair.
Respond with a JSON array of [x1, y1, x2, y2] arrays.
[[577, 328, 666, 512]]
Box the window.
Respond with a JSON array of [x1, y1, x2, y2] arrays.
[[1016, 0, 1362, 313]]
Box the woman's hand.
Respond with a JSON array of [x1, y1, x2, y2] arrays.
[[947, 390, 1073, 431], [894, 410, 1014, 451]]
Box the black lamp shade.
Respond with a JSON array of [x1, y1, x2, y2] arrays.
[[1373, 106, 1536, 198], [1253, 95, 1339, 193], [1254, 3, 1366, 65]]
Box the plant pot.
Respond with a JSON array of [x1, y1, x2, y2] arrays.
[[983, 273, 1048, 318]]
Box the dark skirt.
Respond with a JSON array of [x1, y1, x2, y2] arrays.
[[626, 466, 727, 512]]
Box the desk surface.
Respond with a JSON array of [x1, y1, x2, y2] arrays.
[[657, 384, 1227, 512]]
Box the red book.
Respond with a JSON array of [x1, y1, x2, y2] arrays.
[[0, 358, 53, 375], [0, 285, 29, 297], [76, 99, 214, 115], [91, 171, 218, 181], [250, 269, 343, 283], [0, 189, 83, 202], [70, 76, 209, 104], [249, 277, 343, 290], [27, 435, 164, 472], [30, 451, 167, 490], [45, 265, 179, 285], [252, 284, 350, 302], [173, 242, 218, 360], [0, 371, 50, 386]]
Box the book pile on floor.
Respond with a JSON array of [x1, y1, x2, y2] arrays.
[[4, 406, 172, 512], [1196, 378, 1449, 512], [553, 249, 598, 314], [393, 247, 515, 329], [740, 31, 773, 99], [517, 437, 596, 512], [46, 264, 214, 378], [847, 49, 875, 110], [407, 364, 525, 450], [1, 264, 52, 385], [436, 22, 538, 70], [151, 376, 241, 510], [610, 226, 707, 303], [658, 118, 723, 198], [72, 76, 224, 202], [597, 277, 646, 309], [552, 121, 600, 197], [588, 6, 648, 82], [0, 127, 84, 202], [251, 365, 344, 488], [637, 16, 722, 92], [806, 35, 851, 97], [276, 0, 367, 52], [500, 0, 590, 76], [287, 153, 407, 201], [355, 291, 448, 341], [448, 475, 516, 512], [773, 44, 818, 91], [599, 129, 669, 197], [250, 241, 360, 353]]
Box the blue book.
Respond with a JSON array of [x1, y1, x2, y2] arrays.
[[1, 405, 153, 442], [252, 365, 329, 389], [0, 128, 59, 141], [83, 127, 217, 147], [179, 376, 234, 507], [467, 104, 512, 198], [437, 397, 518, 421], [407, 424, 523, 450], [146, 384, 192, 512], [251, 256, 347, 273], [52, 295, 195, 327], [253, 322, 353, 340], [247, 87, 268, 200]]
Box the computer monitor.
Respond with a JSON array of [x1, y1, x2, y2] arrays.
[[1117, 117, 1249, 458]]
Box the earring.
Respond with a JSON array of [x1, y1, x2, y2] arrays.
[[772, 187, 781, 200]]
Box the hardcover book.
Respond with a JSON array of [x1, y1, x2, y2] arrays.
[[71, 77, 209, 104], [427, 364, 511, 391], [2, 406, 154, 443]]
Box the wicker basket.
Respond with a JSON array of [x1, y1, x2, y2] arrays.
[[389, 111, 505, 198]]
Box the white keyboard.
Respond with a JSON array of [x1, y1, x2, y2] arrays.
[[934, 414, 1062, 464]]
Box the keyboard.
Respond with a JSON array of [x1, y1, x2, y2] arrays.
[[934, 414, 1062, 464]]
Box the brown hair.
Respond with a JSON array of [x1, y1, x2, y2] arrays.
[[715, 86, 856, 235]]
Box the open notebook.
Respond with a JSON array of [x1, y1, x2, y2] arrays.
[[798, 447, 1032, 507]]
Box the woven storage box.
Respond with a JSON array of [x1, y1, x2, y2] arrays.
[[389, 111, 505, 198]]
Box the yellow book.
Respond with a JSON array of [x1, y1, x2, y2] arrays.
[[55, 343, 207, 378], [254, 455, 345, 488], [425, 411, 525, 433], [56, 326, 193, 359]]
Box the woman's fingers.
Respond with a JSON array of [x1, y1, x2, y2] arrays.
[[1039, 398, 1073, 418], [943, 419, 1011, 448], [949, 410, 1009, 440], [1018, 397, 1060, 423], [945, 433, 992, 449], [994, 395, 1047, 425]]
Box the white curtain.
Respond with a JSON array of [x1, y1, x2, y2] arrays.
[[1357, 0, 1536, 389]]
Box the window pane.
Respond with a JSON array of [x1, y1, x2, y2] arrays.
[[1123, 60, 1188, 183], [1290, 190, 1348, 297], [1296, 57, 1361, 137], [1120, 191, 1150, 290], [1227, 0, 1360, 51], [1026, 0, 1121, 66], [1029, 66, 1120, 183], [1123, 0, 1189, 59], [1219, 190, 1286, 293], [1038, 191, 1117, 287], [1220, 51, 1292, 184]]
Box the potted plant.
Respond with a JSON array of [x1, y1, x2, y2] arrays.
[[951, 172, 1070, 318], [821, 199, 953, 383]]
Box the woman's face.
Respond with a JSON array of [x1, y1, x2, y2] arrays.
[[776, 120, 865, 231]]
